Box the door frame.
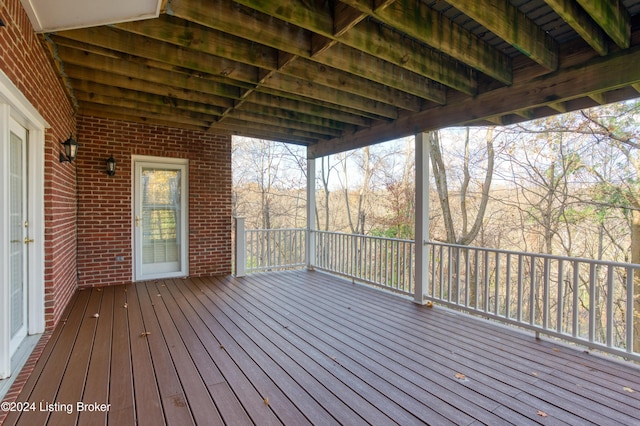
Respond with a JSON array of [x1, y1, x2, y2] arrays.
[[0, 71, 47, 379], [132, 155, 189, 281]]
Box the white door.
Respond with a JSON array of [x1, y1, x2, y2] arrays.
[[8, 119, 28, 356], [133, 157, 188, 280]]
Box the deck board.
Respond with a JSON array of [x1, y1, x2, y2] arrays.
[[6, 270, 640, 425]]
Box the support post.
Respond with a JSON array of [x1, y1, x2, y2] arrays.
[[415, 132, 430, 304], [234, 216, 246, 277], [306, 150, 316, 270]]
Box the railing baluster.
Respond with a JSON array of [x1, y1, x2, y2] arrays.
[[517, 254, 523, 323], [589, 263, 596, 344], [543, 257, 550, 331], [505, 253, 512, 319], [495, 251, 500, 316], [606, 265, 614, 348], [626, 267, 634, 354], [557, 259, 564, 334]]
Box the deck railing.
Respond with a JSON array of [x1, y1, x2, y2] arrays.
[[314, 230, 414, 295], [234, 225, 638, 360], [244, 228, 306, 273], [427, 241, 638, 360]]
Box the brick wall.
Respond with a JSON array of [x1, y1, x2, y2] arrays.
[[76, 115, 232, 287], [0, 0, 77, 328]]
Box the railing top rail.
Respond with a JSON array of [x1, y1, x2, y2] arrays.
[[427, 240, 640, 269], [314, 229, 414, 244], [246, 228, 307, 233]]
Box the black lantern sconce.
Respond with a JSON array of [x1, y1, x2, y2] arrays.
[[106, 155, 117, 176], [59, 134, 78, 163]]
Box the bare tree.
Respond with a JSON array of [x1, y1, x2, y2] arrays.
[[429, 128, 494, 245]]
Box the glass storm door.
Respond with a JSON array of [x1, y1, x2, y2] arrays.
[[9, 119, 28, 355], [134, 159, 188, 280]]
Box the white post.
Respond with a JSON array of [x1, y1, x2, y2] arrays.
[[234, 216, 246, 277], [306, 150, 316, 270], [415, 132, 430, 304]]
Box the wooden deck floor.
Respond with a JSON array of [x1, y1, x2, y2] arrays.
[[3, 270, 640, 425]]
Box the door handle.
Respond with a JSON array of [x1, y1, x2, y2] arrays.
[[10, 239, 21, 243], [24, 237, 35, 244], [135, 216, 141, 227]]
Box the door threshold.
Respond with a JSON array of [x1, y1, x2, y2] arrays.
[[0, 334, 41, 401]]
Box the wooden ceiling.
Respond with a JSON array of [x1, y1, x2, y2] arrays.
[[43, 0, 640, 157]]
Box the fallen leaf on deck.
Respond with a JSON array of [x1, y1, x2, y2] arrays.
[[553, 348, 559, 352], [623, 387, 635, 393], [531, 372, 538, 377], [92, 313, 100, 318], [219, 344, 225, 349], [140, 331, 151, 337], [455, 373, 466, 380], [123, 303, 128, 308], [426, 301, 434, 308], [537, 410, 548, 417], [263, 397, 269, 406], [96, 288, 102, 292]]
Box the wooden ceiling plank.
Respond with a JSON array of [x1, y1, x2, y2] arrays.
[[65, 67, 234, 108], [247, 92, 371, 127], [281, 58, 423, 112], [56, 26, 259, 84], [211, 117, 328, 142], [544, 0, 608, 55], [232, 0, 477, 95], [169, 0, 449, 102], [80, 102, 213, 128], [337, 18, 477, 95], [55, 45, 241, 104], [209, 123, 316, 145], [168, 0, 310, 57], [310, 44, 640, 157], [75, 90, 223, 120], [115, 15, 279, 70], [319, 43, 445, 104], [79, 106, 208, 131], [74, 87, 224, 117], [227, 109, 342, 138], [576, 0, 630, 49], [260, 73, 397, 119], [340, 0, 512, 84], [239, 101, 357, 132], [446, 0, 558, 70]]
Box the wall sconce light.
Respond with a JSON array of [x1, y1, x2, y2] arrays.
[[59, 134, 78, 163], [106, 155, 117, 176]]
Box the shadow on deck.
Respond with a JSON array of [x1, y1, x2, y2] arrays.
[[2, 270, 640, 425]]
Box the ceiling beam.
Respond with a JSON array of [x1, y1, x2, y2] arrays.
[[310, 44, 640, 157], [65, 67, 236, 107], [225, 109, 343, 138], [544, 0, 608, 55], [246, 92, 371, 127], [55, 26, 259, 83], [446, 0, 558, 70], [167, 0, 450, 101], [230, 0, 477, 94], [576, 0, 630, 49], [116, 16, 428, 111], [340, 0, 512, 84], [55, 45, 241, 104]]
